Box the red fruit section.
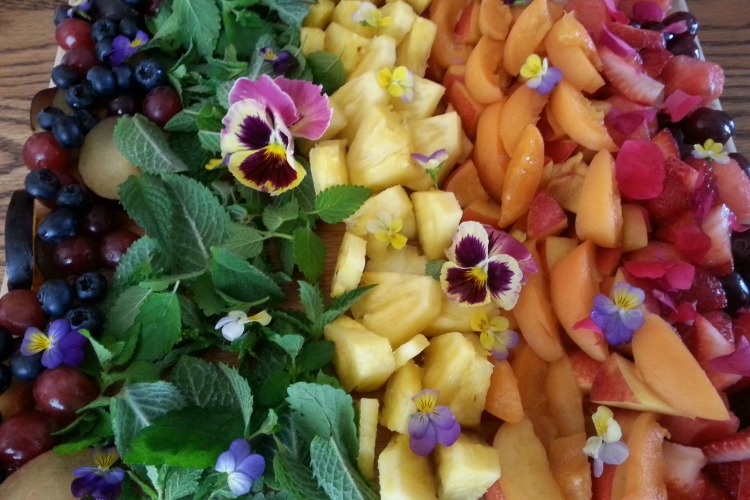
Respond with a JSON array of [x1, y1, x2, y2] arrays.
[[661, 55, 726, 106]]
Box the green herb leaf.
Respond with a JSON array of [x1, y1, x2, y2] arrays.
[[217, 363, 254, 431], [224, 223, 266, 259], [270, 334, 305, 360], [425, 259, 445, 280], [198, 130, 221, 152], [164, 108, 199, 133], [261, 0, 313, 26], [320, 285, 376, 327], [114, 236, 160, 291], [173, 0, 221, 59], [310, 435, 378, 500], [189, 272, 225, 316], [298, 281, 324, 326], [257, 409, 280, 435], [314, 185, 371, 224], [104, 287, 152, 340], [119, 175, 175, 259], [262, 199, 299, 232], [134, 291, 182, 362], [306, 52, 347, 95], [296, 341, 334, 373], [293, 227, 326, 282], [114, 115, 188, 174], [210, 247, 285, 304], [273, 445, 326, 500], [164, 467, 203, 500]]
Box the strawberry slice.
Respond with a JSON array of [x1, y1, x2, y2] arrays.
[[607, 21, 667, 50], [685, 314, 742, 390], [661, 55, 726, 106], [599, 47, 666, 105], [651, 128, 681, 159], [706, 460, 750, 499], [676, 267, 728, 313], [641, 47, 674, 79], [704, 431, 750, 464], [701, 204, 735, 276]]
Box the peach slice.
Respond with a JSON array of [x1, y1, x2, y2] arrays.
[[539, 236, 578, 273], [511, 343, 558, 450], [443, 159, 489, 208], [549, 80, 618, 152], [498, 124, 545, 228], [443, 64, 466, 93], [632, 313, 730, 421], [548, 433, 593, 500], [575, 149, 623, 248], [502, 0, 554, 76], [611, 412, 669, 500], [544, 13, 605, 94], [545, 354, 585, 437], [462, 198, 502, 226], [465, 35, 511, 105], [473, 100, 510, 202], [478, 0, 513, 40], [498, 84, 548, 155], [549, 240, 608, 361], [486, 359, 525, 423], [429, 0, 474, 70]]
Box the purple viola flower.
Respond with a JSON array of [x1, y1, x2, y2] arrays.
[[21, 319, 87, 369], [583, 406, 629, 477], [408, 389, 461, 456], [520, 54, 562, 95], [260, 46, 297, 75], [215, 439, 266, 496], [71, 448, 125, 500], [110, 30, 149, 66], [471, 311, 519, 361], [590, 282, 645, 345], [440, 222, 536, 309], [220, 75, 332, 195]]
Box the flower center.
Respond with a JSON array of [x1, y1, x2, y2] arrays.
[[95, 449, 119, 472], [26, 331, 51, 354], [469, 266, 488, 284], [414, 392, 437, 414]]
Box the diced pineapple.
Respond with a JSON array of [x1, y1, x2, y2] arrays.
[[396, 17, 438, 76], [310, 139, 349, 194], [380, 360, 422, 433], [331, 232, 367, 298], [422, 332, 494, 427], [408, 112, 466, 184], [346, 185, 417, 239], [379, 434, 438, 500], [435, 434, 502, 500], [391, 76, 445, 122], [411, 190, 462, 260], [357, 398, 380, 480], [329, 71, 389, 143], [351, 271, 442, 347], [303, 0, 335, 28], [387, 0, 432, 15], [300, 27, 325, 56], [319, 99, 347, 141], [351, 35, 398, 78], [347, 105, 425, 191], [364, 244, 427, 274], [393, 334, 430, 368], [324, 22, 371, 76], [331, 1, 375, 38], [379, 1, 417, 44], [323, 316, 396, 392], [423, 295, 500, 337]]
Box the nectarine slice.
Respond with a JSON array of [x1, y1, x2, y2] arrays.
[[478, 0, 513, 40], [548, 433, 593, 500], [611, 412, 669, 500], [465, 35, 510, 105], [575, 149, 623, 248], [549, 80, 618, 152], [502, 0, 554, 76], [486, 359, 524, 423], [446, 80, 485, 140], [443, 159, 489, 208], [498, 84, 548, 155], [429, 0, 474, 70], [462, 198, 502, 226], [545, 354, 585, 437], [473, 100, 509, 202], [544, 13, 605, 94], [498, 124, 545, 228]]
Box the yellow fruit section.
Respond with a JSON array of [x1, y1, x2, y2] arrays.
[[379, 434, 438, 500], [324, 22, 371, 75], [411, 190, 463, 260], [423, 295, 499, 337], [309, 139, 349, 194], [357, 398, 379, 480], [330, 231, 367, 298], [436, 435, 502, 500], [396, 16, 437, 76], [380, 360, 422, 433]]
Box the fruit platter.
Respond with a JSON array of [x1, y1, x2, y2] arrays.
[[1, 0, 750, 498]]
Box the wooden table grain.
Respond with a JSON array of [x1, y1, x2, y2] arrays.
[[0, 0, 748, 283]]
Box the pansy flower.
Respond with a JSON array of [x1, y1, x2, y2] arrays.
[[590, 282, 645, 345], [366, 211, 408, 249], [259, 46, 297, 75], [221, 75, 332, 195], [215, 310, 272, 341], [110, 30, 149, 66], [215, 439, 266, 496], [67, 0, 92, 18], [21, 319, 87, 369], [412, 149, 448, 187], [205, 158, 224, 170], [408, 389, 461, 456], [692, 139, 731, 164], [440, 222, 536, 309], [520, 54, 562, 95], [377, 66, 414, 102], [583, 406, 629, 477], [352, 3, 392, 28], [471, 311, 519, 361], [71, 447, 125, 500]]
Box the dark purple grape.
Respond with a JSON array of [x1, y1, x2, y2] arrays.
[[0, 290, 45, 337], [0, 410, 55, 468], [75, 272, 108, 303], [108, 94, 138, 116], [23, 132, 72, 173], [55, 18, 94, 51], [667, 35, 701, 59], [61, 47, 97, 77], [143, 86, 182, 127], [720, 273, 750, 315], [681, 107, 735, 145], [80, 204, 117, 237], [33, 367, 98, 418], [641, 21, 674, 43], [100, 230, 139, 268], [24, 169, 60, 201], [37, 279, 75, 317], [663, 11, 699, 37], [37, 207, 77, 244], [54, 236, 100, 276]]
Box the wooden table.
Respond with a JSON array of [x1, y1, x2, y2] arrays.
[[0, 0, 749, 282]]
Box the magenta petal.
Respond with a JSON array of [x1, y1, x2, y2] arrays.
[[573, 317, 604, 336], [600, 23, 636, 57], [711, 336, 750, 376], [409, 427, 437, 456], [408, 413, 431, 439], [453, 234, 488, 268], [631, 1, 665, 23], [661, 90, 701, 122], [487, 228, 538, 276], [229, 76, 297, 127], [274, 78, 332, 140]]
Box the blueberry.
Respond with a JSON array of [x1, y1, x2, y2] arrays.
[[51, 64, 81, 90], [112, 65, 133, 91], [10, 350, 45, 381], [119, 17, 142, 38], [87, 66, 118, 97], [66, 304, 104, 333], [75, 272, 108, 303], [122, 0, 146, 10], [37, 279, 75, 317], [54, 5, 69, 26], [0, 328, 14, 363], [73, 109, 99, 134], [56, 184, 91, 212], [134, 59, 167, 91], [95, 38, 114, 63], [52, 115, 85, 149], [0, 365, 11, 396], [37, 207, 78, 244], [108, 94, 137, 116], [91, 18, 119, 42], [24, 168, 60, 201], [37, 107, 66, 131]]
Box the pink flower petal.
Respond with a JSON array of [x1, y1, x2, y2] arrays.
[[600, 23, 636, 57], [603, 0, 630, 23], [624, 260, 695, 291], [710, 336, 750, 376], [615, 139, 667, 200], [660, 90, 701, 122], [273, 77, 332, 140], [229, 76, 298, 129], [573, 317, 604, 337]]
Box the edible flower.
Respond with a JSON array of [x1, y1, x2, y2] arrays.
[[408, 389, 461, 456], [215, 439, 266, 497], [520, 54, 562, 95], [71, 447, 125, 500], [366, 211, 407, 249], [20, 319, 87, 369], [67, 0, 91, 18], [590, 282, 645, 346], [440, 221, 537, 309], [220, 75, 332, 195], [377, 66, 414, 102], [215, 310, 272, 341], [412, 149, 448, 187], [110, 30, 149, 66], [471, 311, 519, 361], [259, 46, 297, 75], [352, 3, 392, 28], [205, 158, 224, 170], [583, 406, 629, 477], [692, 139, 731, 164]]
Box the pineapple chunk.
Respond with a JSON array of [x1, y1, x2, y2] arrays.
[[351, 272, 442, 347], [379, 434, 438, 500], [330, 232, 367, 298], [351, 35, 398, 79], [331, 1, 376, 38], [323, 316, 396, 392], [310, 139, 349, 194], [380, 360, 422, 433], [387, 0, 432, 15], [357, 398, 380, 480], [346, 185, 417, 239], [393, 334, 430, 368], [329, 71, 389, 143], [300, 28, 325, 56], [347, 105, 424, 191], [411, 190, 462, 260], [379, 1, 417, 44], [422, 332, 494, 427], [365, 244, 427, 274], [408, 112, 466, 184], [396, 16, 438, 76], [435, 434, 502, 500], [423, 295, 500, 337], [303, 0, 335, 28], [324, 22, 371, 76], [319, 99, 347, 141], [391, 76, 445, 122]]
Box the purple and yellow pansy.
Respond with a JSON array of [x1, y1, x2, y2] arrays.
[[408, 389, 461, 456]]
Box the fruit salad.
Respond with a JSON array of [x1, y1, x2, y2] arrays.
[[1, 0, 749, 498]]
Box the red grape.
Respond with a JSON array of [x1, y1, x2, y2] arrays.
[[61, 47, 97, 77], [100, 230, 139, 268], [0, 290, 45, 337], [0, 411, 56, 469], [143, 86, 182, 127], [80, 204, 118, 237], [33, 367, 98, 418], [54, 236, 101, 276], [55, 18, 94, 51], [22, 132, 72, 173]]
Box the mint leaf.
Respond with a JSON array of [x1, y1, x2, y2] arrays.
[[262, 0, 314, 30], [310, 435, 378, 500], [114, 115, 188, 174], [306, 51, 347, 95], [173, 0, 221, 59], [293, 227, 326, 282], [298, 281, 324, 326], [164, 467, 203, 500], [125, 406, 243, 469], [198, 130, 221, 152], [210, 247, 284, 305], [320, 285, 376, 327], [270, 334, 305, 360], [104, 287, 152, 340], [119, 175, 175, 258], [134, 292, 181, 362], [297, 341, 334, 373], [315, 185, 371, 224], [274, 445, 327, 500], [217, 363, 254, 431], [224, 223, 266, 259], [425, 259, 445, 280], [164, 108, 199, 133], [189, 272, 225, 316], [262, 199, 299, 232], [114, 236, 160, 291]]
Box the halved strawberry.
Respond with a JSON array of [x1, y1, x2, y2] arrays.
[[706, 460, 750, 499], [704, 431, 750, 464], [705, 310, 736, 346], [643, 176, 691, 223], [656, 211, 711, 265], [599, 47, 666, 105], [712, 159, 750, 226], [676, 266, 728, 313], [607, 21, 666, 50], [701, 204, 735, 276], [651, 128, 681, 160], [685, 314, 742, 390]]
